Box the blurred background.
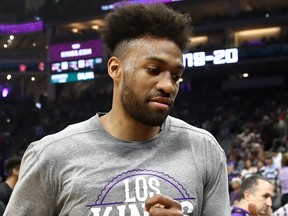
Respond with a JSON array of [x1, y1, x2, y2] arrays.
[[0, 0, 288, 210]]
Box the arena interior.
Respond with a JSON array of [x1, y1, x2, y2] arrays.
[[0, 0, 288, 211]]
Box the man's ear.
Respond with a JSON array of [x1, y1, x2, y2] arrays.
[[12, 167, 19, 176], [107, 56, 122, 79]]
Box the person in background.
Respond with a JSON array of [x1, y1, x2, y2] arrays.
[[273, 203, 288, 216], [0, 156, 21, 206], [262, 152, 280, 195], [241, 159, 258, 179], [272, 115, 287, 151], [4, 3, 230, 216], [231, 174, 274, 216], [257, 159, 266, 176], [230, 177, 242, 206], [278, 152, 288, 206]]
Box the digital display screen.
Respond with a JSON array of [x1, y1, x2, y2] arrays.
[[49, 39, 103, 62], [183, 48, 238, 68], [0, 21, 44, 34], [50, 57, 103, 73], [50, 71, 95, 84], [0, 62, 45, 72]]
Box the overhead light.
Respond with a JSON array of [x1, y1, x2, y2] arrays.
[[235, 27, 280, 37], [6, 74, 12, 80], [191, 36, 208, 43], [3, 44, 7, 48], [9, 35, 14, 40], [2, 88, 9, 98], [31, 77, 36, 81], [32, 43, 36, 47], [92, 25, 99, 30], [243, 73, 249, 78], [72, 28, 79, 33]]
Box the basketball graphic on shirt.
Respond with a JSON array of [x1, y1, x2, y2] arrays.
[[86, 169, 195, 215]]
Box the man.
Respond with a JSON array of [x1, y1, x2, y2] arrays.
[[231, 175, 274, 216], [0, 156, 21, 206], [4, 3, 230, 215]]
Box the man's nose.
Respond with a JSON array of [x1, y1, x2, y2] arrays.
[[155, 72, 177, 94], [266, 197, 272, 207]]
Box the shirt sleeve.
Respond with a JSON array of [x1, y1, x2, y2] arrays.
[[3, 143, 55, 216], [201, 138, 230, 216]]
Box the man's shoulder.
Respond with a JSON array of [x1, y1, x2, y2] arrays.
[[168, 116, 219, 144], [0, 182, 9, 190], [27, 115, 99, 155], [0, 182, 11, 197]]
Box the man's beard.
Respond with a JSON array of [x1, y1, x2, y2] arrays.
[[120, 75, 173, 126]]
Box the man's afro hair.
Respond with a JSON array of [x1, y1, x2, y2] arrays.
[[100, 3, 192, 53]]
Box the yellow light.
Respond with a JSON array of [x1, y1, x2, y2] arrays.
[[235, 27, 280, 37], [92, 25, 99, 30], [190, 36, 208, 44], [72, 28, 79, 33]]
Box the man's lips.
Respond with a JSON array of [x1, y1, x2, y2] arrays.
[[149, 97, 173, 106]]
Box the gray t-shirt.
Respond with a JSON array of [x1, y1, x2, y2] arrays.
[[4, 114, 230, 216]]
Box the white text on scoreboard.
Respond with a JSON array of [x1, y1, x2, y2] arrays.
[[183, 48, 238, 67]]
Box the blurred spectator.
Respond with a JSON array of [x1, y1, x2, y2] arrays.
[[262, 152, 279, 180], [228, 162, 240, 182], [260, 115, 274, 151], [0, 156, 21, 206], [278, 152, 288, 206], [237, 126, 256, 149], [230, 177, 242, 206], [273, 203, 288, 216], [262, 152, 280, 196], [272, 115, 287, 151], [257, 159, 266, 176], [240, 159, 258, 179], [272, 149, 283, 170]]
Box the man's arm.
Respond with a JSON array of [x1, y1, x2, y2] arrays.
[[4, 144, 55, 216], [201, 145, 230, 216]]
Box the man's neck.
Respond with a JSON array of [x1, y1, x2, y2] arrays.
[[99, 111, 163, 141], [235, 200, 249, 213], [5, 177, 17, 189]]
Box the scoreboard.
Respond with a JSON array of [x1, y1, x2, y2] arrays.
[[49, 39, 103, 84]]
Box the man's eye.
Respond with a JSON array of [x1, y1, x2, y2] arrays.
[[147, 67, 159, 74], [172, 75, 182, 82]]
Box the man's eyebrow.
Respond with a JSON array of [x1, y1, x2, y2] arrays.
[[263, 193, 273, 197], [146, 56, 185, 70]]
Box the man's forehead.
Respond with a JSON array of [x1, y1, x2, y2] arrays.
[[255, 180, 274, 194]]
